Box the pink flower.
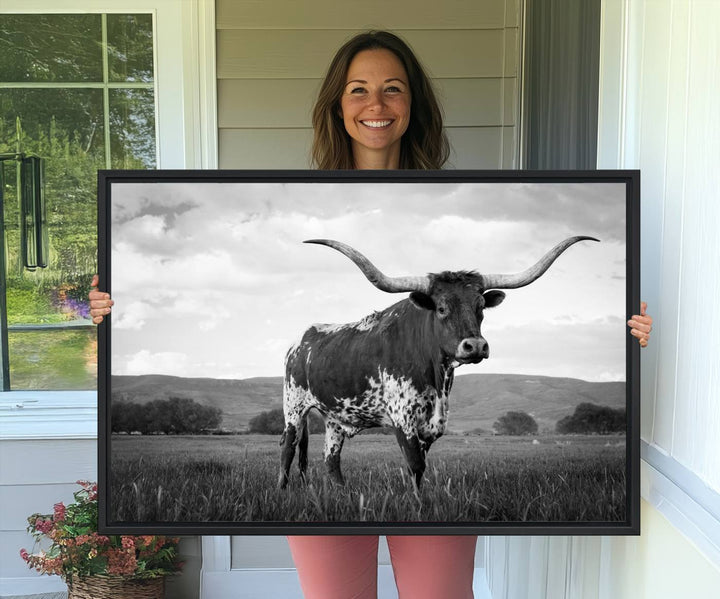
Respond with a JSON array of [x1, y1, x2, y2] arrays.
[[20, 548, 29, 562], [34, 518, 54, 534], [121, 537, 135, 549], [107, 548, 137, 576], [53, 502, 66, 522]]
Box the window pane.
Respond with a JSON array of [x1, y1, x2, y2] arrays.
[[0, 14, 103, 82], [110, 89, 156, 168], [107, 14, 154, 83], [2, 89, 103, 390], [0, 13, 157, 391], [0, 89, 106, 161], [8, 329, 97, 390]]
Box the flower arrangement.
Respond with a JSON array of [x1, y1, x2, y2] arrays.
[[20, 481, 182, 585]]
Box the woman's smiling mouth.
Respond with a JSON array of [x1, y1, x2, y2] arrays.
[[361, 119, 393, 128]]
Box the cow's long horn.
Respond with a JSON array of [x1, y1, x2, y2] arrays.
[[305, 239, 431, 294], [481, 236, 600, 289]]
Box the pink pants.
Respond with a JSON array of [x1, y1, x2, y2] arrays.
[[287, 535, 477, 599]]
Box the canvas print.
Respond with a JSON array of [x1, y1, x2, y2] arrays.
[[99, 171, 639, 535]]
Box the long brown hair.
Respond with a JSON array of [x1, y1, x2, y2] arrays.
[[311, 31, 449, 170]]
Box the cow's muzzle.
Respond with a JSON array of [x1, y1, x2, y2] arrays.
[[455, 337, 489, 363]]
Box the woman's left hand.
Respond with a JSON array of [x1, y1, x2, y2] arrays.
[[627, 301, 653, 348]]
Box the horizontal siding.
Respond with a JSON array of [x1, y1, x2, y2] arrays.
[[218, 78, 517, 128], [0, 439, 96, 580], [217, 29, 515, 79], [0, 440, 96, 486], [446, 127, 508, 169], [1, 531, 47, 578], [219, 126, 512, 170], [0, 483, 83, 530], [219, 128, 313, 169], [217, 0, 517, 30], [216, 0, 521, 171]]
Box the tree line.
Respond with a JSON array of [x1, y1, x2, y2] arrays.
[[493, 402, 626, 436], [112, 397, 222, 434], [111, 400, 625, 436]]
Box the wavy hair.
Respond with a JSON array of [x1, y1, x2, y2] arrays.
[[311, 31, 449, 170]]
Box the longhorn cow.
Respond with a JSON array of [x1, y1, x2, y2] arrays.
[[278, 236, 598, 488]]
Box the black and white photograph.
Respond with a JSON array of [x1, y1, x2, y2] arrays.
[[99, 170, 639, 535]]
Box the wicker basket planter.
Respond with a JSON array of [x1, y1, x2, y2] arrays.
[[67, 575, 164, 599]]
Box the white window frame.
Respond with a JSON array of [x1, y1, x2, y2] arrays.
[[0, 0, 217, 441]]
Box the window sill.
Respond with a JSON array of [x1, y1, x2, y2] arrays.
[[0, 391, 97, 440]]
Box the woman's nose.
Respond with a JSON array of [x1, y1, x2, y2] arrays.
[[366, 89, 385, 110]]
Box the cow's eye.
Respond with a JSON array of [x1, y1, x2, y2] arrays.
[[437, 305, 448, 316]]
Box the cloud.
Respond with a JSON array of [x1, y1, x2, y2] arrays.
[[108, 179, 628, 379], [118, 349, 192, 376]]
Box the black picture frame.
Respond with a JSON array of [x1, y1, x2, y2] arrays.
[[98, 169, 640, 536]]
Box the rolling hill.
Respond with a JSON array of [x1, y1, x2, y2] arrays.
[[110, 373, 625, 433]]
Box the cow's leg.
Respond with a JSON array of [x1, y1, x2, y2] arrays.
[[394, 429, 426, 488], [279, 381, 307, 489], [323, 422, 346, 486], [297, 414, 309, 481], [278, 423, 297, 489]]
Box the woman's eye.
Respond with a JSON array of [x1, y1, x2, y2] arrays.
[[349, 87, 367, 94], [385, 86, 402, 93]]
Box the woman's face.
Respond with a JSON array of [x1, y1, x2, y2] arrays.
[[340, 49, 411, 166]]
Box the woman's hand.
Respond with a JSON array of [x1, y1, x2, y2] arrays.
[[627, 301, 653, 348], [89, 274, 114, 324]]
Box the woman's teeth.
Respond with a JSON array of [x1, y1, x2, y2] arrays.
[[362, 120, 392, 128]]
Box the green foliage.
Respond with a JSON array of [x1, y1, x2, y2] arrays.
[[249, 407, 325, 435], [112, 397, 222, 434], [21, 481, 182, 582], [1, 12, 156, 391], [556, 403, 626, 434], [493, 411, 539, 435]]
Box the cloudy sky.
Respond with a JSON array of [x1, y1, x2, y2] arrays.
[[109, 180, 627, 382]]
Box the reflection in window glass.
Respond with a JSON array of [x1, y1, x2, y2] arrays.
[[0, 14, 103, 82], [0, 13, 155, 390], [107, 14, 154, 83], [110, 89, 156, 169], [9, 330, 97, 390], [0, 89, 106, 163]]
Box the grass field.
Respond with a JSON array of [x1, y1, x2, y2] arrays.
[[110, 433, 626, 524]]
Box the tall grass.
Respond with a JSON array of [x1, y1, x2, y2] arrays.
[[110, 434, 626, 523]]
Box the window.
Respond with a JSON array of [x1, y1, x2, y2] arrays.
[[0, 13, 156, 390]]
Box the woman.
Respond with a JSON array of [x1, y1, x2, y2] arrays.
[[90, 30, 652, 599]]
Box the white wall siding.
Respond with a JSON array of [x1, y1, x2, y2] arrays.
[[0, 438, 96, 592]]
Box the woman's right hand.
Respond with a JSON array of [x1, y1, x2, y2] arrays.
[[89, 274, 114, 324]]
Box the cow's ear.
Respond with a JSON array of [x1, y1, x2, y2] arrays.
[[409, 292, 436, 311], [483, 290, 506, 308]]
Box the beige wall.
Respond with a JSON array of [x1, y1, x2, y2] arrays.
[[603, 501, 720, 599], [216, 0, 521, 169]]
